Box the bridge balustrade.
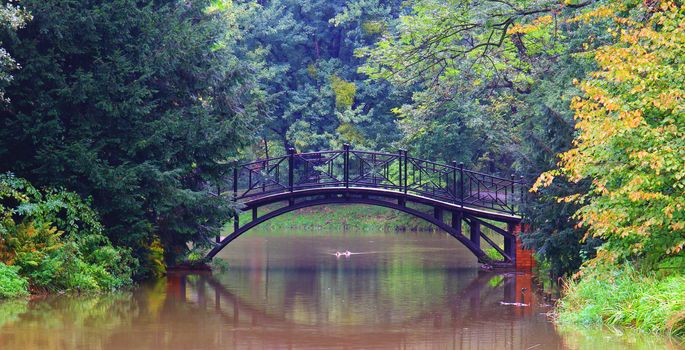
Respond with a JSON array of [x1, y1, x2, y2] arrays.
[[223, 145, 526, 216]]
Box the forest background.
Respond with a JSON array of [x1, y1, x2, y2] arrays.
[[0, 0, 683, 335]]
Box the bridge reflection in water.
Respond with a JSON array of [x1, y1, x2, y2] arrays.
[[166, 270, 555, 349]]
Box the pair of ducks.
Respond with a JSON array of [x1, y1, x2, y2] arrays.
[[335, 250, 352, 257]]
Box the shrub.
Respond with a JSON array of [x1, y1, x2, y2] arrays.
[[0, 263, 29, 298], [0, 173, 136, 293]]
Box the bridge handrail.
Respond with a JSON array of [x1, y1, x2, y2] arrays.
[[222, 145, 527, 216]]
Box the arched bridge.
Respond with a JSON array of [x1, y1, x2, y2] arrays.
[[208, 145, 528, 268]]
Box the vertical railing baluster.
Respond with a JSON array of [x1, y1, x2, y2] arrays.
[[458, 162, 464, 207], [404, 150, 409, 193], [275, 162, 280, 187], [262, 160, 267, 193], [343, 144, 350, 188], [451, 161, 457, 202], [359, 153, 363, 183], [372, 153, 376, 185], [398, 150, 404, 192], [248, 168, 252, 193], [520, 175, 525, 216], [504, 176, 509, 208], [288, 148, 295, 192], [476, 175, 480, 205], [418, 161, 422, 192], [233, 160, 239, 233], [504, 174, 516, 215]]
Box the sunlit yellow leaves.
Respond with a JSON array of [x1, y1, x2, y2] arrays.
[[539, 3, 685, 266], [653, 90, 685, 111], [507, 15, 553, 35], [568, 5, 616, 24], [530, 170, 557, 192]]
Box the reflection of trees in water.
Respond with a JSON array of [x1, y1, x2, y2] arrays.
[[0, 292, 136, 349], [0, 300, 28, 329], [171, 271, 563, 349], [0, 272, 677, 350], [184, 270, 530, 328], [210, 247, 482, 325]]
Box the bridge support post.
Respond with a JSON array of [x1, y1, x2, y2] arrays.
[[433, 207, 443, 223], [505, 224, 516, 266], [469, 220, 480, 249], [451, 211, 462, 236], [509, 223, 535, 270]]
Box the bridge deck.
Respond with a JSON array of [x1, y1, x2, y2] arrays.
[[240, 187, 522, 223]]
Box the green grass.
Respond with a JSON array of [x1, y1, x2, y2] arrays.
[[235, 204, 438, 232], [557, 263, 685, 337]]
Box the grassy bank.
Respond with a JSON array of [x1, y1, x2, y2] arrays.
[[557, 263, 685, 337], [237, 204, 438, 232]]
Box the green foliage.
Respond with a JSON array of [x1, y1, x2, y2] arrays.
[[210, 257, 230, 272], [558, 262, 685, 336], [143, 236, 166, 279], [0, 2, 31, 103], [0, 263, 29, 298], [330, 75, 356, 110], [534, 1, 685, 268], [357, 0, 613, 276], [361, 20, 384, 35], [0, 173, 135, 292], [0, 0, 259, 271], [240, 0, 404, 153]]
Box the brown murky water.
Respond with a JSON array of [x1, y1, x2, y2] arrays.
[[0, 229, 682, 349]]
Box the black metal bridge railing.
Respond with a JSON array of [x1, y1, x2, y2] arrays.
[[221, 145, 526, 216]]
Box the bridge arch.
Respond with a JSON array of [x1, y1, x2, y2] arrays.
[[207, 146, 527, 268]]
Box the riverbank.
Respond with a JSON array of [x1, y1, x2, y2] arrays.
[[556, 263, 685, 337]]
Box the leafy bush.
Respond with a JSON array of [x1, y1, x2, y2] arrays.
[[0, 173, 136, 293], [0, 263, 29, 298]]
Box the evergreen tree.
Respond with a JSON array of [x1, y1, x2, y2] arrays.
[[0, 0, 261, 274]]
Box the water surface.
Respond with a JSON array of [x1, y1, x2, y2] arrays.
[[0, 229, 682, 349]]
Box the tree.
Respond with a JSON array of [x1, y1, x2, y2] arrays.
[[356, 0, 612, 275], [534, 0, 685, 270], [0, 2, 30, 103], [0, 0, 261, 274], [241, 0, 404, 153]]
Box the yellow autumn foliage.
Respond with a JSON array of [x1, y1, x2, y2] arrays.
[[534, 2, 685, 267]]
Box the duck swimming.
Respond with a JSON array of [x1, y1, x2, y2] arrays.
[[335, 250, 352, 257]]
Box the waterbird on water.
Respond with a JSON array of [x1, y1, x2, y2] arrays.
[[334, 250, 352, 258]]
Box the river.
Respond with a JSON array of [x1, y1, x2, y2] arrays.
[[0, 228, 682, 349]]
